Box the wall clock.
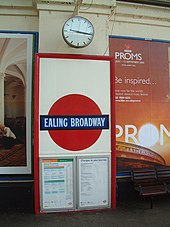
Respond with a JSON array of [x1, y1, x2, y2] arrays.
[[62, 16, 94, 48]]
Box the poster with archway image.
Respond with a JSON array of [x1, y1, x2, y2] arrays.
[[0, 32, 38, 174], [109, 36, 170, 173]]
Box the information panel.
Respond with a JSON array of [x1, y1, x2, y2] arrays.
[[40, 158, 75, 212], [78, 156, 110, 209], [34, 54, 116, 214]]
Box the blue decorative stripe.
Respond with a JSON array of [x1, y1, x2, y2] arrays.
[[40, 115, 109, 130], [0, 31, 39, 52], [109, 35, 170, 43]]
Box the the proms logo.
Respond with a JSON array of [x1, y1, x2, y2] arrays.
[[115, 43, 143, 64]]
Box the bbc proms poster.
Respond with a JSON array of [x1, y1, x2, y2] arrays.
[[109, 36, 170, 172]]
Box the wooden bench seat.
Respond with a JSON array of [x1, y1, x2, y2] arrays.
[[156, 167, 170, 193], [131, 169, 167, 209]]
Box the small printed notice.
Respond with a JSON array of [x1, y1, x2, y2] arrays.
[[41, 159, 74, 211], [78, 157, 110, 208]]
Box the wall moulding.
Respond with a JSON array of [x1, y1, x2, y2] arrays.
[[109, 2, 170, 26]]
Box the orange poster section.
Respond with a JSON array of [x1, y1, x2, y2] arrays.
[[109, 37, 170, 171]]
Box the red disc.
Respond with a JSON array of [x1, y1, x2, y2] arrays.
[[48, 94, 102, 151]]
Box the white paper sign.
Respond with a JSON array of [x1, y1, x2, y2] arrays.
[[78, 157, 110, 208]]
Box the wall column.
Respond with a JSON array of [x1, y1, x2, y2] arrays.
[[0, 73, 4, 124]]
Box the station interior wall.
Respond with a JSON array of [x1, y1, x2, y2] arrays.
[[0, 0, 169, 211], [0, 1, 169, 55]]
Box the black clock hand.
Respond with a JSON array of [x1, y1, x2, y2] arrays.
[[70, 29, 92, 35]]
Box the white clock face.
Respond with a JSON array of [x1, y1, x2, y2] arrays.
[[62, 16, 94, 48]]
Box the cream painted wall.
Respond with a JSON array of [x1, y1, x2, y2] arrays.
[[38, 2, 170, 55], [39, 11, 109, 55], [110, 21, 169, 39], [110, 2, 170, 40], [0, 1, 169, 55], [0, 15, 38, 31]]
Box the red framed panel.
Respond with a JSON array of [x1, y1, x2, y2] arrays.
[[34, 53, 115, 214]]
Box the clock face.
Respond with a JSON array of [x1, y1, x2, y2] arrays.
[[62, 16, 94, 48]]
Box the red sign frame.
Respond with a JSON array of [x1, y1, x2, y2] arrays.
[[34, 53, 116, 214]]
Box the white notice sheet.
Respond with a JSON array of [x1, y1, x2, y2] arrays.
[[78, 157, 110, 208]]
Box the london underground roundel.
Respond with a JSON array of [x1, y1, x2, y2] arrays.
[[40, 94, 109, 151]]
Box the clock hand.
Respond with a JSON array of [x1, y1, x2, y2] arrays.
[[70, 29, 92, 35]]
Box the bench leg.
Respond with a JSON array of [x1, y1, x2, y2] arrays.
[[150, 196, 153, 209]]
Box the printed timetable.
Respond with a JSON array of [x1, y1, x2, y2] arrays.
[[40, 158, 74, 211], [78, 157, 110, 209]]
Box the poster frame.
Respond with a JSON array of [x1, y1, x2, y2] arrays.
[[0, 31, 38, 176]]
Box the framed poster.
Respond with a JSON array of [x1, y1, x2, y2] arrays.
[[77, 155, 111, 209], [40, 157, 76, 212], [109, 35, 170, 175], [0, 31, 38, 174]]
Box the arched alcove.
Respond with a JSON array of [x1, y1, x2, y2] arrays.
[[4, 65, 25, 119]]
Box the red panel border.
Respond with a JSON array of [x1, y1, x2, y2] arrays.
[[110, 57, 116, 209], [34, 53, 116, 214]]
